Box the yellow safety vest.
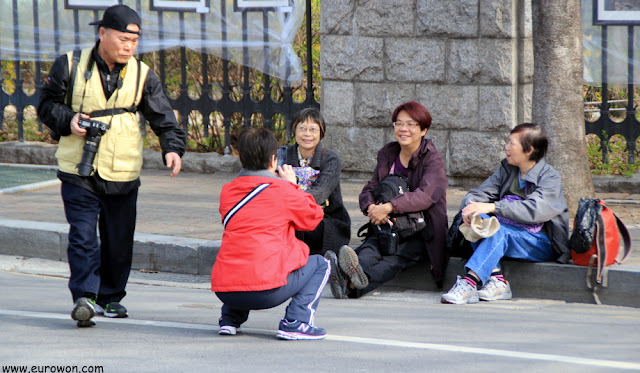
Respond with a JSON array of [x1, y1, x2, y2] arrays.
[[55, 47, 149, 182]]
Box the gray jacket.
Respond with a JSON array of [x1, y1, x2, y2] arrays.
[[461, 158, 570, 263]]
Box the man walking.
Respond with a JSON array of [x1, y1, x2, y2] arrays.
[[37, 4, 186, 327]]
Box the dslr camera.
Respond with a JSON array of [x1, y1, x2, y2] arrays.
[[76, 118, 110, 176]]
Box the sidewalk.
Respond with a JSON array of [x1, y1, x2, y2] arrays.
[[1, 166, 639, 307]]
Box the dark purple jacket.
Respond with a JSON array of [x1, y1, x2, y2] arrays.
[[359, 138, 449, 286]]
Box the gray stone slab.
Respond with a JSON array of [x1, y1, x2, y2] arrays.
[[321, 80, 355, 127], [479, 0, 516, 38], [132, 233, 212, 275], [417, 0, 478, 37], [320, 35, 384, 81], [517, 83, 533, 124], [447, 39, 515, 85], [385, 38, 446, 82], [320, 0, 354, 35], [354, 83, 415, 125], [197, 242, 221, 276], [0, 219, 67, 261], [448, 131, 505, 177], [519, 37, 534, 84], [416, 85, 478, 130], [323, 126, 385, 174], [479, 85, 516, 131], [354, 0, 415, 37]]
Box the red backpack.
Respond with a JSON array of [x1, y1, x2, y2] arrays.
[[569, 198, 632, 303]]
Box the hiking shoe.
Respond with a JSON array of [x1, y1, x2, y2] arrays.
[[71, 297, 95, 323], [76, 320, 96, 328], [98, 302, 128, 318], [441, 276, 480, 304], [324, 250, 348, 299], [276, 319, 326, 340], [338, 245, 369, 290], [478, 276, 512, 301], [219, 325, 238, 336]]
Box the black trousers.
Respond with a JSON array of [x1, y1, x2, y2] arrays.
[[351, 234, 424, 298], [61, 182, 138, 305]]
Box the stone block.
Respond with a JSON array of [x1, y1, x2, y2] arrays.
[[479, 85, 516, 131], [322, 80, 355, 127], [197, 242, 221, 276], [479, 0, 516, 38], [320, 35, 384, 81], [518, 83, 533, 124], [447, 39, 515, 85], [132, 233, 210, 275], [416, 85, 478, 130], [385, 38, 446, 82], [354, 83, 415, 125], [417, 0, 478, 37], [448, 131, 505, 177], [0, 142, 57, 165], [354, 0, 415, 37], [519, 37, 534, 84], [321, 0, 353, 35], [0, 219, 67, 261], [425, 129, 449, 170], [323, 126, 385, 174]]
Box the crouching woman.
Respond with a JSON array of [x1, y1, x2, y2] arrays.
[[211, 128, 330, 340]]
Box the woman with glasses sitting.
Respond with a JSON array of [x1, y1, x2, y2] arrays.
[[324, 101, 449, 299], [281, 107, 351, 256]]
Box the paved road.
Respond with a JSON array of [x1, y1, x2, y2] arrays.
[[1, 257, 639, 373]]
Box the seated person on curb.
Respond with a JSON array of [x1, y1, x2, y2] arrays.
[[283, 107, 351, 255], [211, 128, 330, 340], [325, 101, 449, 299], [441, 123, 570, 304]]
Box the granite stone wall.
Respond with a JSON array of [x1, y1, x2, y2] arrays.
[[320, 0, 533, 187]]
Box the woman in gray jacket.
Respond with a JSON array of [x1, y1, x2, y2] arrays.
[[441, 123, 570, 304]]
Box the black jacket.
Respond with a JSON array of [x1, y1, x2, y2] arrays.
[[284, 143, 351, 254]]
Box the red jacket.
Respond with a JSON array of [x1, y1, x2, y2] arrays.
[[211, 174, 324, 292]]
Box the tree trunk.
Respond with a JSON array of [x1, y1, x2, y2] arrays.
[[531, 0, 594, 212]]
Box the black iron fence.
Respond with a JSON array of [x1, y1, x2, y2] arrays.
[[584, 26, 640, 172], [0, 0, 318, 154]]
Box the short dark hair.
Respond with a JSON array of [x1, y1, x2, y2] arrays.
[[237, 128, 278, 170], [511, 123, 548, 162], [291, 107, 326, 139], [391, 101, 432, 131]]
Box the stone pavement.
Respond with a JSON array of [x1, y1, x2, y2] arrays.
[[0, 143, 639, 307]]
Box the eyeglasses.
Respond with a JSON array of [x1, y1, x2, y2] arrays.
[[296, 126, 320, 134], [392, 121, 419, 129]]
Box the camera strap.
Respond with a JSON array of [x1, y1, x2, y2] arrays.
[[222, 183, 270, 229], [66, 49, 82, 108]]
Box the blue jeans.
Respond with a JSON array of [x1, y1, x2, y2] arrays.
[[465, 221, 554, 284], [216, 255, 330, 327]]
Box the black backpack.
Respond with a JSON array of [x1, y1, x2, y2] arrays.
[[358, 174, 431, 255]]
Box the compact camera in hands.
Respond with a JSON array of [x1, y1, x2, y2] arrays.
[[76, 118, 110, 176]]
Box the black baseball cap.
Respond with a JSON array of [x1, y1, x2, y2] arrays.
[[89, 4, 141, 35]]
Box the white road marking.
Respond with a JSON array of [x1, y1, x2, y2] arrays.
[[2, 308, 640, 370]]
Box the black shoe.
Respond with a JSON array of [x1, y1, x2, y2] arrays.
[[324, 250, 347, 299], [71, 297, 95, 323], [338, 245, 369, 289], [97, 302, 128, 318], [76, 320, 96, 328]]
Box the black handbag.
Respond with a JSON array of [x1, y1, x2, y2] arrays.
[[446, 210, 474, 259], [569, 198, 602, 253]]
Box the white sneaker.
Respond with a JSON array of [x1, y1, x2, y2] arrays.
[[441, 276, 479, 304], [478, 276, 512, 301], [219, 325, 237, 335]]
